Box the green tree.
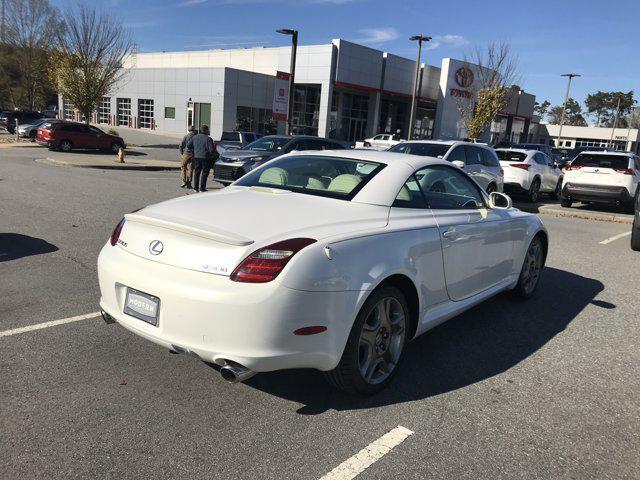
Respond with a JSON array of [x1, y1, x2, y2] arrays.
[[534, 100, 550, 119], [605, 91, 635, 128], [52, 5, 133, 123], [548, 98, 586, 126], [584, 91, 611, 126]]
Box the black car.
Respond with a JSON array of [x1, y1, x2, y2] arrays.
[[0, 110, 45, 134], [213, 135, 347, 185]]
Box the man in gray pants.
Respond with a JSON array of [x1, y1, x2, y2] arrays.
[[186, 125, 216, 192]]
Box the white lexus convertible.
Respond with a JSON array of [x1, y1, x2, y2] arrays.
[[98, 150, 548, 395]]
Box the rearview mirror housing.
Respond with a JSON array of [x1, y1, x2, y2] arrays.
[[489, 191, 512, 210], [452, 160, 465, 169]]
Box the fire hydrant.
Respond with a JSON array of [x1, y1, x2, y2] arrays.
[[117, 146, 125, 163]]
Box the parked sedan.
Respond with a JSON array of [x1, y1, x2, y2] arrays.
[[98, 150, 548, 394], [17, 118, 57, 138], [36, 122, 126, 153], [0, 110, 44, 133], [212, 135, 346, 184], [496, 148, 563, 202], [362, 133, 404, 149], [389, 140, 504, 193]]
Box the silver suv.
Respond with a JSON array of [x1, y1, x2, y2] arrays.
[[389, 140, 504, 193]]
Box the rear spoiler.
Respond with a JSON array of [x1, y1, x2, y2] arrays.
[[125, 213, 254, 246]]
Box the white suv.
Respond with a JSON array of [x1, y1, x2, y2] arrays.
[[496, 148, 563, 202], [561, 151, 640, 212], [389, 140, 504, 193]]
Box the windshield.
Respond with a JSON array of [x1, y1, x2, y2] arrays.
[[389, 142, 451, 158], [496, 150, 527, 162], [245, 136, 290, 152], [221, 132, 241, 142], [572, 154, 630, 169], [234, 155, 385, 200]]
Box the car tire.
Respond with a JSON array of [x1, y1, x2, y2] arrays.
[[486, 183, 497, 194], [527, 178, 541, 203], [560, 197, 572, 208], [324, 286, 410, 395], [549, 179, 562, 200], [59, 140, 73, 152], [631, 216, 640, 251], [512, 235, 545, 300], [111, 142, 123, 154]]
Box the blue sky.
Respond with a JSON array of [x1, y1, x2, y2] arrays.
[[52, 0, 639, 110]]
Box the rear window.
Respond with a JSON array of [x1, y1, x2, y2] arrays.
[[389, 142, 450, 158], [497, 151, 527, 162], [572, 154, 630, 169], [221, 132, 241, 142], [234, 155, 385, 200]]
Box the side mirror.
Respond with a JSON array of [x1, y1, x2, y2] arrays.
[[452, 160, 465, 169], [489, 191, 512, 210]]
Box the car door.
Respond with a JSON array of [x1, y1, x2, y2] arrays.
[[532, 153, 550, 190], [88, 125, 108, 149], [462, 146, 488, 190], [543, 153, 561, 190], [417, 165, 515, 301]]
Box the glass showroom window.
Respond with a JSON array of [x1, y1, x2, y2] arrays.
[[117, 98, 131, 126], [291, 85, 321, 135], [164, 107, 175, 119], [236, 106, 277, 135], [63, 98, 75, 120], [98, 97, 111, 124], [138, 99, 154, 129]]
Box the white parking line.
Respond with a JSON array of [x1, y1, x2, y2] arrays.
[[319, 426, 414, 480], [599, 231, 631, 245], [0, 312, 101, 338]]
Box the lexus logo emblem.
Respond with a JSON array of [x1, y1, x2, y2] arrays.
[[149, 240, 164, 255], [455, 67, 474, 88]]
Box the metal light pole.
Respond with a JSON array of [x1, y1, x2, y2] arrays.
[[556, 73, 580, 148], [514, 89, 523, 142], [276, 29, 298, 136], [408, 35, 431, 140]]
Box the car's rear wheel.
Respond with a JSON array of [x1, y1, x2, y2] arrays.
[[631, 215, 640, 251], [560, 197, 572, 208], [549, 179, 562, 200], [59, 140, 73, 152], [527, 178, 541, 203], [513, 235, 545, 299], [325, 286, 409, 395]]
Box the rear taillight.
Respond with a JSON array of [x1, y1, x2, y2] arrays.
[[614, 168, 634, 175], [110, 218, 125, 246], [565, 165, 582, 171], [511, 163, 530, 170], [230, 238, 316, 283]]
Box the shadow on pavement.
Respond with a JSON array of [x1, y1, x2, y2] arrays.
[[246, 267, 606, 414], [0, 233, 58, 262]]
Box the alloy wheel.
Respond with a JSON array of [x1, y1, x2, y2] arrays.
[[358, 296, 406, 385], [521, 239, 543, 295], [60, 141, 72, 152]]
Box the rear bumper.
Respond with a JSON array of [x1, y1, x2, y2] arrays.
[[562, 183, 634, 204], [97, 243, 358, 372]]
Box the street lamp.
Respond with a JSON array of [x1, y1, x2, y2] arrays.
[[408, 35, 431, 140], [514, 89, 523, 142], [556, 73, 580, 148], [276, 28, 298, 136]]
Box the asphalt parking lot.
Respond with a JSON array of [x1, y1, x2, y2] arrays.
[[1, 149, 639, 479]]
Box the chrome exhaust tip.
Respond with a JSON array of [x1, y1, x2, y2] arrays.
[[101, 309, 116, 324], [220, 361, 255, 384]]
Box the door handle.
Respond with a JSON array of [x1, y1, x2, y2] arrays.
[[442, 228, 458, 239]]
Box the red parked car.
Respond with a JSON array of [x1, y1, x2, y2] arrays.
[[36, 121, 126, 153]]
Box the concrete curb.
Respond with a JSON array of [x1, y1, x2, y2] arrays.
[[38, 157, 180, 171], [517, 203, 633, 224]]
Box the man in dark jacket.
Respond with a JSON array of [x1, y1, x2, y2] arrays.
[[179, 125, 196, 188], [186, 125, 216, 192]]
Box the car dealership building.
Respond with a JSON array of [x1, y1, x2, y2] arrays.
[[59, 39, 538, 143]]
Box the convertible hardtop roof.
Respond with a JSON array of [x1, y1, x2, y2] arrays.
[[290, 148, 451, 169], [495, 148, 537, 155]]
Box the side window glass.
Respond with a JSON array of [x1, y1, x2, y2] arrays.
[[448, 146, 467, 163], [481, 148, 499, 167], [393, 175, 427, 209], [416, 166, 485, 210], [286, 140, 302, 152], [463, 146, 482, 165]]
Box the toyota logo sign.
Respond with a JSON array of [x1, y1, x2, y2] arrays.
[[455, 67, 474, 88], [149, 240, 164, 255]]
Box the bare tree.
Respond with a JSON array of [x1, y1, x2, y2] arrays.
[[1, 0, 61, 109], [52, 4, 133, 123], [456, 42, 520, 140]]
